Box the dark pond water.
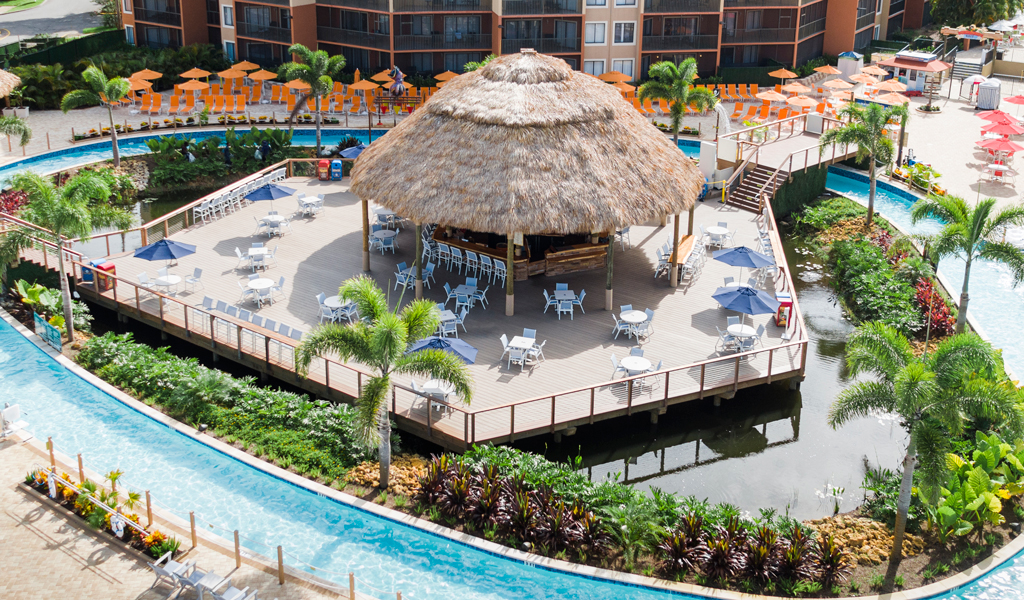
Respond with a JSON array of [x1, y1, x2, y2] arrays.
[[522, 233, 906, 521]]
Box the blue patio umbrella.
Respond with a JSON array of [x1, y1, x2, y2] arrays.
[[713, 245, 775, 282], [406, 336, 478, 364], [245, 183, 296, 210], [712, 285, 780, 325], [133, 238, 197, 264], [339, 144, 367, 159]]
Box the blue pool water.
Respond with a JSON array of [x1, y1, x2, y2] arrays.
[[826, 167, 1024, 380]]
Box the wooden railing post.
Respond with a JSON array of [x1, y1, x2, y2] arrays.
[[733, 356, 741, 394], [145, 490, 153, 527], [77, 453, 85, 483], [189, 512, 197, 548], [47, 437, 55, 469], [549, 396, 556, 432], [158, 296, 164, 327], [349, 573, 355, 600], [210, 314, 217, 348], [767, 349, 774, 383], [699, 363, 706, 398], [163, 220, 169, 239], [627, 380, 633, 414], [278, 546, 285, 584], [589, 388, 595, 424], [509, 405, 516, 442], [135, 287, 141, 314], [234, 530, 241, 568]]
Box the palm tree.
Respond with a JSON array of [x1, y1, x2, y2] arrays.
[[1, 171, 134, 341], [278, 44, 346, 157], [296, 276, 472, 488], [911, 195, 1024, 334], [638, 58, 717, 146], [0, 114, 31, 147], [820, 102, 909, 228], [463, 54, 497, 72], [60, 66, 131, 167], [828, 322, 1020, 591]]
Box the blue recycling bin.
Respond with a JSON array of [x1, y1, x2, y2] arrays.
[[82, 258, 106, 283], [330, 160, 343, 181]]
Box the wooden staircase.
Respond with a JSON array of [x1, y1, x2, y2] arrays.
[[727, 165, 788, 212]]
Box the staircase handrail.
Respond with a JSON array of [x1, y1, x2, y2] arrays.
[[753, 137, 853, 212]]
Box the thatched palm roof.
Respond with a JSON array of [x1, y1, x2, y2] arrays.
[[350, 50, 703, 235], [0, 69, 21, 98]]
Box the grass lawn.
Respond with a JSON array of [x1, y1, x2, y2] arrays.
[[0, 0, 45, 12], [82, 26, 117, 34]]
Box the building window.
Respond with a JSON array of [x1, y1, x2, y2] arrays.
[[874, 24, 880, 38], [410, 53, 432, 72], [611, 59, 633, 78], [505, 19, 540, 39], [444, 52, 481, 72], [876, 0, 882, 13], [563, 57, 578, 69], [585, 22, 606, 44], [584, 60, 605, 75], [222, 5, 233, 27], [224, 41, 235, 61], [744, 10, 761, 29], [122, 0, 131, 12], [613, 22, 635, 44], [615, 0, 636, 5], [742, 45, 757, 64], [586, 0, 606, 5], [125, 25, 135, 45]]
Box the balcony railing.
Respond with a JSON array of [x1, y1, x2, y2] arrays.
[[393, 0, 492, 10], [318, 26, 391, 49], [394, 32, 492, 50], [502, 0, 581, 15], [643, 0, 719, 11], [888, 0, 904, 12], [856, 11, 875, 29], [642, 33, 718, 50], [797, 17, 825, 39], [207, 10, 220, 25], [316, 0, 390, 10], [721, 27, 796, 43], [723, 0, 800, 7], [133, 7, 182, 26], [237, 21, 293, 43], [501, 37, 580, 53]]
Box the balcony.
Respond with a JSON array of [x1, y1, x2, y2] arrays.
[[889, 0, 904, 12], [643, 0, 719, 11], [723, 0, 800, 7], [721, 27, 796, 43], [642, 33, 718, 50], [394, 32, 492, 50], [856, 11, 875, 29], [393, 0, 492, 10], [318, 26, 391, 49], [502, 0, 581, 15], [501, 37, 580, 53], [797, 17, 825, 39], [237, 21, 293, 43], [207, 10, 220, 25], [317, 0, 391, 10], [133, 7, 182, 26]]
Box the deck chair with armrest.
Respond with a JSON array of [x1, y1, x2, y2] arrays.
[[729, 102, 743, 119], [167, 96, 182, 115], [181, 95, 196, 114], [211, 95, 225, 114], [739, 104, 758, 121], [212, 83, 221, 96], [737, 84, 751, 100], [726, 84, 739, 101], [224, 95, 236, 114], [349, 96, 362, 114], [286, 95, 297, 113], [270, 85, 282, 103], [749, 84, 759, 96], [643, 98, 658, 115], [235, 95, 246, 114], [147, 95, 162, 115], [632, 98, 652, 117], [138, 94, 153, 114], [658, 99, 670, 114], [752, 105, 771, 123]]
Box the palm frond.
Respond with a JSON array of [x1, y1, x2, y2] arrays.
[[60, 89, 100, 113], [394, 349, 474, 403], [294, 323, 374, 375], [400, 299, 441, 342], [352, 375, 390, 449], [828, 380, 897, 427], [341, 275, 389, 322], [980, 241, 1024, 285], [368, 310, 408, 370], [928, 333, 1001, 388], [844, 321, 914, 380], [0, 116, 32, 146]]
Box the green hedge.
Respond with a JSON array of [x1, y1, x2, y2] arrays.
[[9, 31, 127, 67], [770, 164, 829, 219]]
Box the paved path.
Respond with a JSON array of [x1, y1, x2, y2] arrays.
[[2, 0, 101, 38], [0, 438, 356, 600]]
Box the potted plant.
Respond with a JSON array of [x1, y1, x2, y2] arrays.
[[8, 88, 31, 117]]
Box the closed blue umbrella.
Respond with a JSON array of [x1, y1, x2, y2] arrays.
[[712, 285, 780, 325], [340, 144, 367, 159], [406, 336, 477, 364], [713, 246, 775, 281], [133, 239, 197, 263], [245, 183, 296, 210]]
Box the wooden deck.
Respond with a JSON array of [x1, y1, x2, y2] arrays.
[[68, 174, 806, 450]]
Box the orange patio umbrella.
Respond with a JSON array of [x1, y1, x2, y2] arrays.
[[249, 69, 277, 82], [286, 79, 311, 91], [613, 82, 635, 93], [875, 78, 907, 92], [353, 69, 361, 82], [756, 90, 787, 102], [131, 68, 162, 80], [877, 92, 911, 105], [232, 60, 260, 71], [437, 80, 450, 88], [128, 79, 153, 91], [598, 71, 632, 83], [787, 95, 818, 108], [823, 79, 853, 90], [769, 68, 797, 81], [781, 82, 811, 94], [371, 72, 394, 83], [179, 79, 208, 91], [349, 80, 379, 92], [831, 91, 853, 101], [814, 65, 842, 75], [180, 68, 211, 79], [434, 70, 459, 81], [850, 73, 879, 85], [218, 68, 247, 80], [861, 65, 888, 76]]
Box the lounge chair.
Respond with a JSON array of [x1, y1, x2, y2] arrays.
[[729, 103, 743, 119], [737, 84, 751, 100], [147, 95, 162, 115], [167, 96, 182, 115]]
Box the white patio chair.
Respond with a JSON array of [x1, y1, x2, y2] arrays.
[[479, 254, 494, 283], [508, 347, 526, 371], [449, 247, 465, 274], [147, 551, 191, 594], [465, 250, 479, 277], [498, 333, 511, 360], [194, 200, 213, 224], [256, 287, 273, 308], [527, 340, 546, 363], [380, 236, 396, 254], [616, 226, 631, 251], [437, 243, 452, 269], [272, 276, 285, 299], [556, 300, 573, 320], [455, 294, 471, 313], [611, 314, 630, 339], [443, 283, 458, 306], [424, 262, 437, 289], [137, 272, 155, 294], [572, 289, 586, 314], [472, 285, 489, 309], [238, 280, 255, 303], [610, 353, 626, 378], [727, 316, 740, 327], [317, 293, 333, 322], [185, 268, 203, 292], [439, 320, 458, 338], [716, 326, 738, 352], [493, 260, 507, 287], [252, 217, 267, 237], [455, 308, 469, 332], [555, 283, 568, 291], [543, 290, 557, 313]]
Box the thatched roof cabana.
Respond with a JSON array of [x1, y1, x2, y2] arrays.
[[0, 69, 22, 99], [350, 50, 703, 236]]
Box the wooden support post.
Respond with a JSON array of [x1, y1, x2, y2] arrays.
[[46, 132, 51, 150], [349, 573, 356, 600], [135, 287, 141, 314], [604, 234, 615, 310], [146, 490, 153, 527], [189, 512, 198, 548], [669, 214, 680, 287], [361, 199, 371, 272], [414, 222, 423, 300], [158, 296, 164, 326], [505, 233, 515, 316], [234, 530, 241, 568], [77, 454, 85, 483], [627, 380, 633, 415], [236, 325, 243, 359], [141, 227, 148, 246], [589, 389, 595, 424], [163, 220, 169, 239], [687, 204, 695, 236], [509, 405, 516, 442], [47, 437, 55, 469], [278, 546, 285, 584]]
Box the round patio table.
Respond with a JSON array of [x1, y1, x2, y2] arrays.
[[261, 215, 286, 226], [248, 278, 274, 291], [324, 295, 347, 309], [620, 310, 647, 325], [154, 275, 181, 296], [620, 356, 652, 375], [706, 226, 729, 237], [728, 324, 757, 338], [372, 229, 397, 240]]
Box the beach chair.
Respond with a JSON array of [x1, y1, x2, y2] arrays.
[[235, 95, 246, 114], [211, 95, 225, 114], [738, 105, 758, 121], [752, 105, 771, 123], [658, 99, 670, 114], [138, 94, 153, 114], [181, 95, 197, 115], [270, 85, 282, 103], [116, 92, 138, 108], [729, 103, 743, 119], [98, 92, 113, 107], [349, 97, 362, 114], [248, 85, 260, 102], [643, 98, 658, 115], [633, 98, 652, 117], [212, 83, 221, 96], [167, 96, 182, 114], [725, 84, 739, 101], [286, 95, 297, 113], [224, 95, 236, 113], [737, 84, 751, 100], [815, 102, 826, 115], [147, 95, 162, 115]]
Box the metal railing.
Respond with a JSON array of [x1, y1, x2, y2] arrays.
[[855, 11, 875, 30], [643, 0, 719, 11], [502, 0, 581, 15], [888, 0, 904, 12], [501, 36, 580, 53], [393, 0, 492, 10], [797, 17, 825, 39], [724, 0, 800, 7], [317, 26, 391, 50], [133, 7, 182, 26], [316, 0, 390, 10], [722, 27, 796, 44], [207, 10, 220, 25], [236, 21, 293, 43], [394, 32, 492, 50], [642, 34, 718, 51]]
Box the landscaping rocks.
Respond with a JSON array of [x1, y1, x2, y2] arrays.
[[806, 515, 925, 565], [345, 454, 427, 496]]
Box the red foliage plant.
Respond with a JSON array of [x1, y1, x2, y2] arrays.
[[0, 189, 29, 215], [915, 279, 956, 337]]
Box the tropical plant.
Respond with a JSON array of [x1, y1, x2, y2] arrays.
[[463, 54, 497, 72], [0, 114, 32, 147], [911, 195, 1024, 334], [638, 58, 718, 146], [820, 102, 909, 227], [601, 499, 665, 568], [277, 44, 346, 155], [1, 171, 134, 341], [931, 0, 1024, 26], [14, 279, 62, 317], [827, 321, 1021, 590], [296, 276, 472, 488], [60, 65, 132, 166]]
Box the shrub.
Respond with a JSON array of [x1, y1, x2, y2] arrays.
[[792, 196, 866, 233], [914, 279, 956, 337], [828, 237, 920, 335]]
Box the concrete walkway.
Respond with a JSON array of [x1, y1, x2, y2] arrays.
[[2, 0, 102, 39]]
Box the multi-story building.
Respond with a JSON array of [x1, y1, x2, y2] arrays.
[[119, 0, 912, 76]]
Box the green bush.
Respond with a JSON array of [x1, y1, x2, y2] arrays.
[[76, 333, 387, 480], [792, 196, 867, 233], [828, 237, 920, 335]]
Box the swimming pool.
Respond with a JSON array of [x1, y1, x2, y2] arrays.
[[826, 167, 1024, 381]]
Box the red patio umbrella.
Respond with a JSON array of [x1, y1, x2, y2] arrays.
[[982, 122, 1024, 136], [977, 138, 1024, 152], [1006, 95, 1024, 105], [978, 110, 1019, 122]]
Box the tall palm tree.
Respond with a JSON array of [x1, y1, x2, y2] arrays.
[[638, 58, 717, 146], [828, 322, 1020, 591], [1, 171, 134, 341], [911, 195, 1024, 334], [820, 102, 909, 228], [278, 44, 346, 157], [0, 114, 31, 147], [60, 66, 131, 167], [296, 276, 472, 488]]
